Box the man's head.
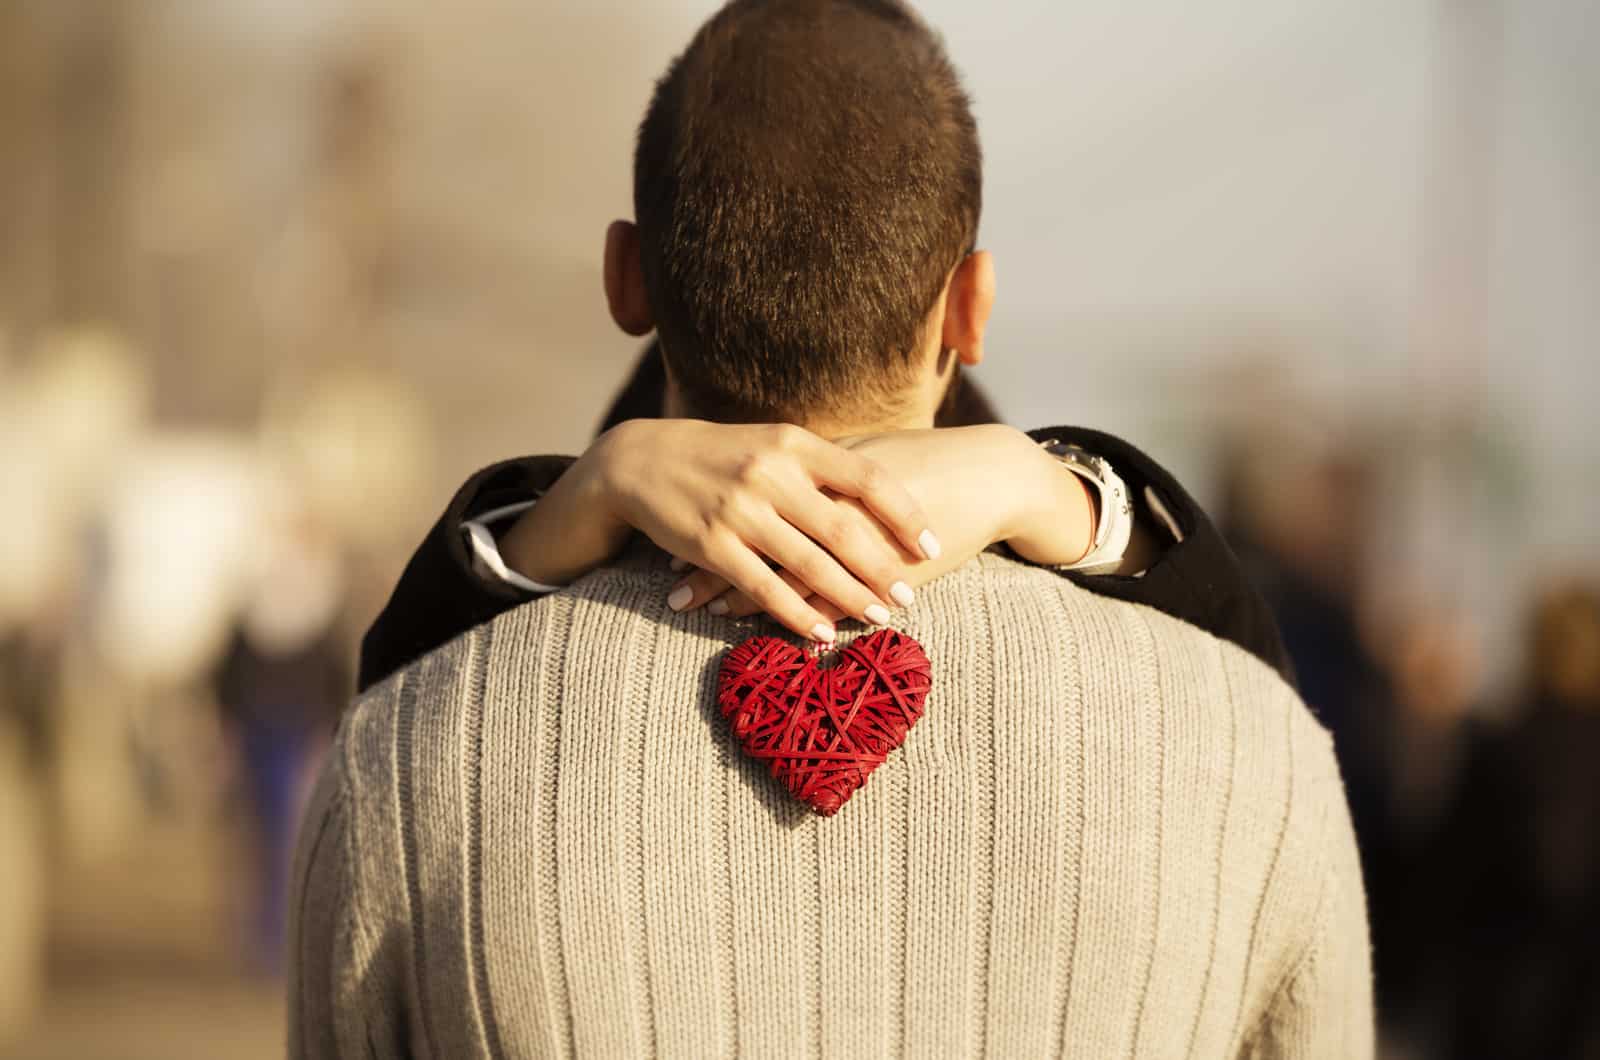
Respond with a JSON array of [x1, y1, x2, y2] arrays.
[[603, 0, 994, 435]]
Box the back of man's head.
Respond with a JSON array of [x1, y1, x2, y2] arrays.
[[634, 0, 982, 424]]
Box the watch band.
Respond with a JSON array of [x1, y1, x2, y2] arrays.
[[1037, 439, 1134, 575]]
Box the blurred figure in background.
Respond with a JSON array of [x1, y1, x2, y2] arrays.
[[1370, 607, 1481, 1057], [1217, 420, 1484, 1053], [1443, 582, 1600, 1060], [0, 329, 149, 1048], [214, 510, 350, 976], [1219, 435, 1394, 875], [1222, 440, 1392, 820]]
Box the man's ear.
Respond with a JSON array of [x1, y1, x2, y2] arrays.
[[604, 220, 654, 336], [940, 250, 995, 367]]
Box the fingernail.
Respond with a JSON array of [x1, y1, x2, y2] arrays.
[[667, 584, 693, 612], [810, 623, 836, 643], [918, 529, 942, 560], [669, 555, 689, 572], [864, 603, 891, 625], [707, 598, 730, 616], [890, 581, 914, 607]]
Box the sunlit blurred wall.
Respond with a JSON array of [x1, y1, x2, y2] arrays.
[[1, 0, 1595, 685]]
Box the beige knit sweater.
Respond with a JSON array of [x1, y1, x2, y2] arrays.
[[289, 549, 1373, 1059]]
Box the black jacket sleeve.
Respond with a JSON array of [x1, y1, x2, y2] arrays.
[[357, 429, 1292, 693], [356, 454, 573, 692]]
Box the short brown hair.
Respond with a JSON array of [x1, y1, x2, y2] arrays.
[[634, 0, 982, 422]]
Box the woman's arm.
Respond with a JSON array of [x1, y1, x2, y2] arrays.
[[658, 423, 1293, 688], [358, 422, 1291, 693], [359, 343, 1290, 692], [498, 419, 940, 641], [358, 418, 942, 689], [599, 343, 1290, 679], [356, 419, 1082, 690]]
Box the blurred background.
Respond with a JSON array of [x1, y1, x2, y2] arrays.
[[0, 0, 1595, 1056]]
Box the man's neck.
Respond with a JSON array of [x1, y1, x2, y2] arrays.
[[663, 374, 945, 439], [796, 407, 936, 441]]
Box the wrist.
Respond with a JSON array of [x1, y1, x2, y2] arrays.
[[966, 425, 1042, 541], [579, 428, 627, 520], [977, 425, 1047, 543], [587, 419, 652, 525], [1003, 437, 1096, 565], [499, 439, 632, 585]]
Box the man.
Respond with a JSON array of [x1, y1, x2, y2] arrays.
[[290, 2, 1371, 1056]]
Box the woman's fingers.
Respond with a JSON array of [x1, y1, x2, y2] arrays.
[[696, 571, 849, 627], [722, 582, 854, 626], [667, 568, 732, 613], [721, 577, 855, 628], [806, 593, 850, 625], [650, 424, 936, 635], [668, 494, 915, 628], [720, 588, 764, 618], [775, 487, 915, 610], [677, 535, 837, 643], [742, 516, 894, 626], [668, 516, 894, 630], [799, 434, 939, 561]]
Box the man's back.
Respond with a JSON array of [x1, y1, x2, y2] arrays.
[[291, 549, 1371, 1058]]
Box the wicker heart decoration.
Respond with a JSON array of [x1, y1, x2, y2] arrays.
[[716, 629, 932, 817]]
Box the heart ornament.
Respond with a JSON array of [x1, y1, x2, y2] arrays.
[[716, 629, 932, 816]]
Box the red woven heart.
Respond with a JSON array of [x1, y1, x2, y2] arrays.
[[716, 629, 932, 817]]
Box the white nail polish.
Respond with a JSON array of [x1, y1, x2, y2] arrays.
[[667, 584, 693, 612], [707, 598, 730, 616], [918, 529, 942, 560], [669, 555, 690, 572], [810, 623, 836, 643], [864, 604, 891, 625], [890, 581, 915, 607]]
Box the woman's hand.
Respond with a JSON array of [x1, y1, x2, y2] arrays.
[[497, 419, 940, 642], [671, 424, 1097, 622]]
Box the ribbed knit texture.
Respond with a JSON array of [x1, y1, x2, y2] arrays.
[[290, 548, 1373, 1059]]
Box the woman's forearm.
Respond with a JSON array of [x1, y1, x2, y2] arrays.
[[990, 428, 1098, 567], [497, 442, 633, 588]]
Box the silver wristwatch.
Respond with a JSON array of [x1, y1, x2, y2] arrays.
[[1037, 439, 1134, 575]]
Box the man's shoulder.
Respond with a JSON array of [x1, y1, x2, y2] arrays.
[[339, 620, 490, 792], [367, 553, 676, 695], [963, 549, 1332, 775], [969, 551, 1303, 695], [343, 555, 702, 757], [969, 553, 1353, 927]]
